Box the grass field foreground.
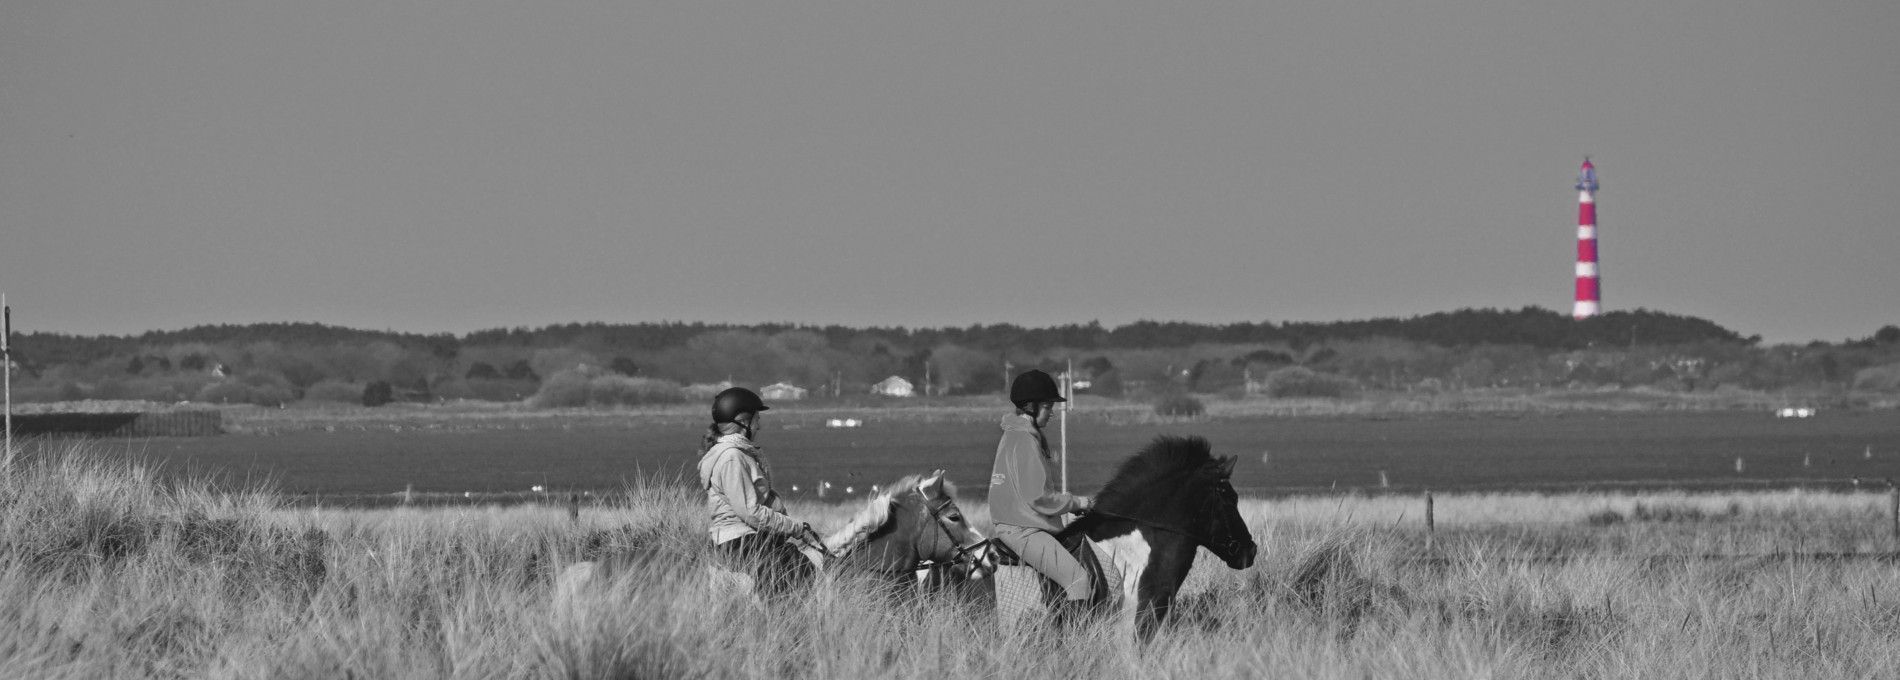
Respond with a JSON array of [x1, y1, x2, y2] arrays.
[[4, 443, 1900, 678]]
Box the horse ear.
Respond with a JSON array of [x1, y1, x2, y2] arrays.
[[1216, 456, 1237, 477], [922, 469, 947, 496]]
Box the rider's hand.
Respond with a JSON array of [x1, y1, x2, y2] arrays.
[[1074, 496, 1094, 514]]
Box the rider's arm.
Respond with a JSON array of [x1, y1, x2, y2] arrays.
[[1004, 431, 1087, 517], [711, 454, 804, 537]]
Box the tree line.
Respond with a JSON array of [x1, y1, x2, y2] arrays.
[[4, 308, 1895, 407]]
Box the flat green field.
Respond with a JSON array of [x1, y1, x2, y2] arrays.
[[31, 405, 1900, 504]]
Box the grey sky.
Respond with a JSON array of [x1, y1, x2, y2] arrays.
[[3, 2, 1894, 343]]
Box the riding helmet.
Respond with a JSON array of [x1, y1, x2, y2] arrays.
[[711, 387, 769, 424], [1009, 369, 1067, 405]]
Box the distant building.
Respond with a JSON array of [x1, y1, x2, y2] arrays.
[[870, 376, 915, 398], [760, 382, 808, 401]]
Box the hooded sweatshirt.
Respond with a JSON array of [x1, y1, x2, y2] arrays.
[[698, 433, 803, 545], [987, 413, 1086, 532]]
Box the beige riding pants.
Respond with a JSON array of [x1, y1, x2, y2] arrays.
[[992, 522, 1092, 601]]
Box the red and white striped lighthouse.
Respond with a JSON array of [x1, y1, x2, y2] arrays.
[[1572, 158, 1601, 319]]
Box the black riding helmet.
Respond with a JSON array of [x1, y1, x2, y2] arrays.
[[1009, 369, 1067, 408], [711, 387, 770, 424]]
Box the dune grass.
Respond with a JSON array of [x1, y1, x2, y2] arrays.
[[3, 442, 1899, 678]]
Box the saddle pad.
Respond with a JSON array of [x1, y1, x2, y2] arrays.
[[990, 537, 1122, 603], [991, 540, 1123, 630], [1087, 541, 1122, 606], [993, 565, 1044, 630]]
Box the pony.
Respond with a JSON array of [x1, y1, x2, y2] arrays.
[[553, 469, 991, 604], [819, 470, 995, 585], [996, 435, 1256, 640]]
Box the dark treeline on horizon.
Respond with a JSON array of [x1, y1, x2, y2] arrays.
[[0, 306, 1791, 369], [5, 306, 1896, 408]]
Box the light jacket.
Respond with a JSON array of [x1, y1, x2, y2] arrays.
[[698, 433, 803, 545], [987, 413, 1086, 533]]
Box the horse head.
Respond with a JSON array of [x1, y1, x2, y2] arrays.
[[909, 469, 996, 579], [825, 469, 993, 579], [1093, 436, 1256, 570], [1196, 455, 1257, 569]]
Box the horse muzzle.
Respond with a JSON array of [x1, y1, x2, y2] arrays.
[[1220, 539, 1257, 569], [961, 541, 998, 579]]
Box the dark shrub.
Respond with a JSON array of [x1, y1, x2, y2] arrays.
[[362, 380, 395, 407], [1154, 394, 1206, 417], [465, 362, 501, 380], [610, 357, 640, 376]]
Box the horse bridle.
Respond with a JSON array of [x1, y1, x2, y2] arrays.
[[1088, 507, 1252, 561], [916, 494, 995, 577]]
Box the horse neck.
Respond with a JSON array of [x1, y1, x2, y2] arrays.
[[1099, 475, 1202, 535], [845, 497, 922, 574]]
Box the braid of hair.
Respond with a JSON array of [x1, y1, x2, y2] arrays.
[[700, 421, 745, 454]]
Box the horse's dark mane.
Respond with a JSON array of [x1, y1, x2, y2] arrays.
[[1094, 435, 1216, 507]]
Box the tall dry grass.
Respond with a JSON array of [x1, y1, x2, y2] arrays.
[[3, 442, 1898, 678]]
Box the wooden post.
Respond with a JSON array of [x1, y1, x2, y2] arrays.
[[1889, 486, 1897, 543], [568, 493, 581, 523], [403, 484, 413, 506], [1060, 358, 1070, 494], [1425, 492, 1435, 553], [2, 294, 11, 472]]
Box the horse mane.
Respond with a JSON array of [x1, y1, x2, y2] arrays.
[[823, 474, 957, 558], [1091, 435, 1217, 515]]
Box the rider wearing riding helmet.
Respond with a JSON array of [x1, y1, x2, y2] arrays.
[[697, 386, 821, 597], [988, 369, 1095, 606]]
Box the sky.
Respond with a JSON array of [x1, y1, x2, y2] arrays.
[[2, 2, 1895, 344]]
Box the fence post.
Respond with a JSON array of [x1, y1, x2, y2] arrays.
[[568, 493, 581, 523], [403, 484, 412, 506], [1425, 492, 1435, 553], [1889, 486, 1897, 544]]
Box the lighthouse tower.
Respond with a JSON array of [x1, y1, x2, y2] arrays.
[[1573, 158, 1601, 319]]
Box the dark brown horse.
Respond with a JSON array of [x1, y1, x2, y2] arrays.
[[995, 435, 1255, 640]]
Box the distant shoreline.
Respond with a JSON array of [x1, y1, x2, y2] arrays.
[[154, 386, 1900, 435]]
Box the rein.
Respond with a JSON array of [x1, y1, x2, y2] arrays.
[[1088, 507, 1252, 560], [1086, 508, 1203, 544], [838, 490, 990, 578], [912, 495, 993, 577]]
